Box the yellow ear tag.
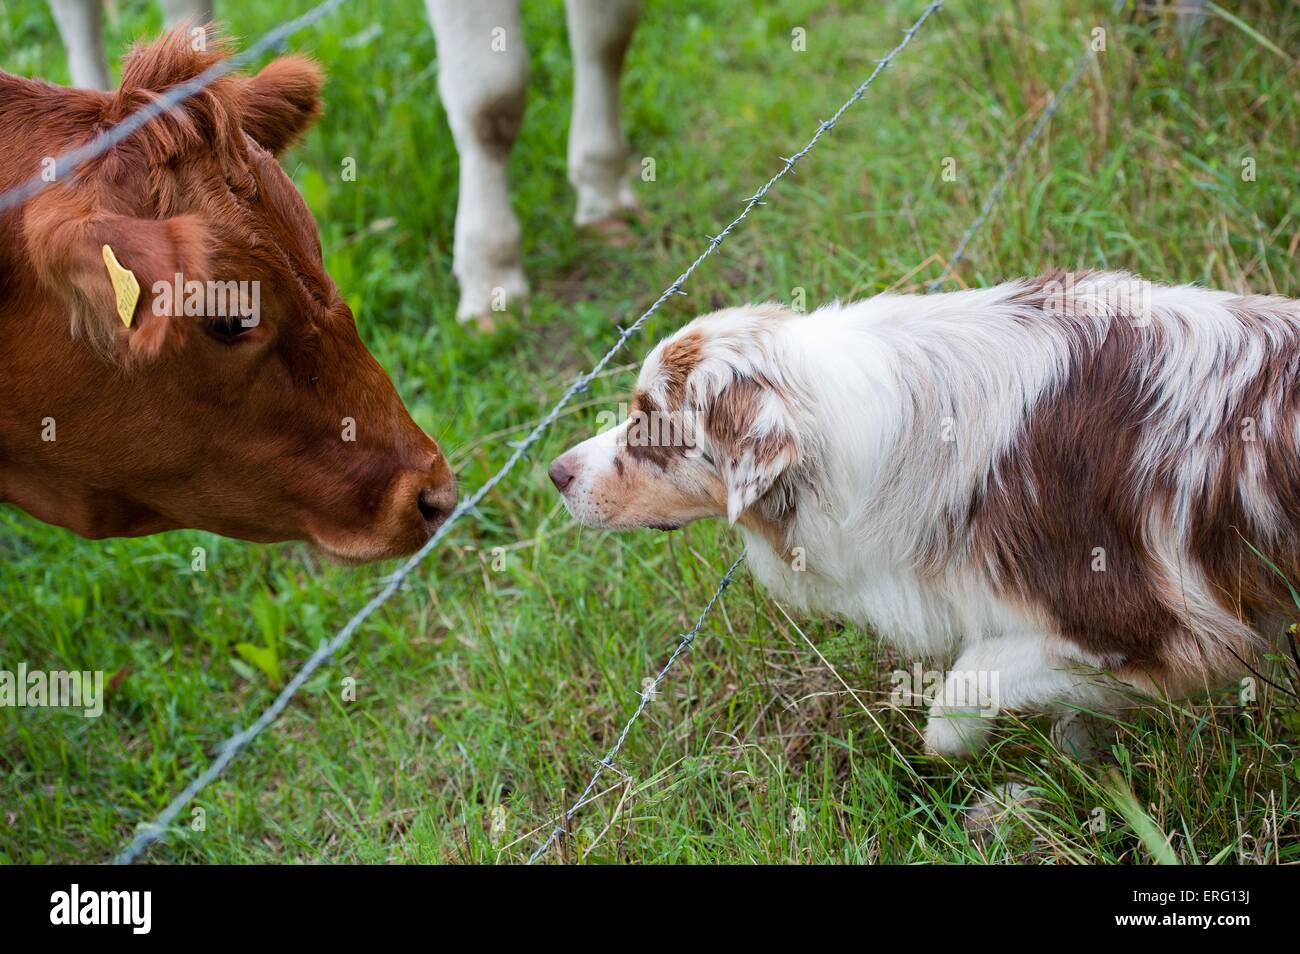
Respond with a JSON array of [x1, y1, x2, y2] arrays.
[[101, 244, 140, 329]]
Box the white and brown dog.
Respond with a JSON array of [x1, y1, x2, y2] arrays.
[[550, 272, 1299, 757]]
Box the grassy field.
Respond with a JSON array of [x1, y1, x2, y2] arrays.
[[1, 0, 1297, 864]]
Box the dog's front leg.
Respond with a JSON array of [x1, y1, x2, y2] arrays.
[[923, 634, 1116, 758]]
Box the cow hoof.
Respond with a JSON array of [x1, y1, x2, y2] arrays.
[[469, 309, 510, 334], [573, 180, 641, 230], [581, 215, 637, 248], [455, 269, 529, 329], [460, 302, 523, 334]]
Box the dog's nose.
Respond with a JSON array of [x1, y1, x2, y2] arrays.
[[548, 456, 576, 492]]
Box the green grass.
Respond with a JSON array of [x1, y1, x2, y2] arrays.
[[1, 0, 1297, 864]]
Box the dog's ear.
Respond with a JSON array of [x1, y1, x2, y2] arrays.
[[703, 376, 799, 524]]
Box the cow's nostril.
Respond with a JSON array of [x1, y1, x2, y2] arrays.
[[418, 485, 455, 525], [548, 457, 575, 492]]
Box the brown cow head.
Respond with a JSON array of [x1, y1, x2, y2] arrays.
[[0, 30, 455, 561]]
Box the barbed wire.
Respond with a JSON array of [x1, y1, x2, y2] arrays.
[[926, 0, 1126, 291], [0, 0, 352, 215], [525, 552, 747, 864], [111, 0, 944, 863]]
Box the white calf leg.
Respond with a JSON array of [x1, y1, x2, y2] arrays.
[[426, 0, 529, 324], [49, 0, 110, 90], [564, 0, 641, 226], [923, 634, 1123, 758], [159, 0, 214, 29]]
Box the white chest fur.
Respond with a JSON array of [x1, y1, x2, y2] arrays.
[[737, 525, 1046, 665]]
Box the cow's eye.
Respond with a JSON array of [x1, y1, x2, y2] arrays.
[[204, 316, 255, 345]]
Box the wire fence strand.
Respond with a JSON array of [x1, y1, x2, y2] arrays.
[[0, 0, 352, 215], [926, 0, 1126, 291], [112, 0, 943, 864], [526, 552, 748, 864]]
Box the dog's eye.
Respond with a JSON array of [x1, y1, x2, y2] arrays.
[[699, 450, 715, 466], [204, 315, 255, 345]]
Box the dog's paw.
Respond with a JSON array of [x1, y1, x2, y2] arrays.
[[923, 709, 993, 758], [963, 782, 1040, 844], [1049, 712, 1114, 762]]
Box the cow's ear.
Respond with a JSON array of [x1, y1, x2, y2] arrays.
[[702, 376, 800, 524], [25, 201, 209, 361], [239, 55, 323, 156]]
